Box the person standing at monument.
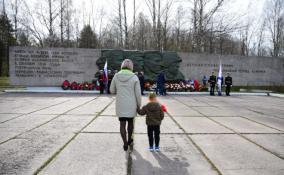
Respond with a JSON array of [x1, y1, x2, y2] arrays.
[[138, 72, 145, 95], [208, 72, 217, 96], [110, 59, 141, 151], [202, 75, 207, 87], [157, 72, 166, 95], [98, 70, 105, 94], [225, 73, 233, 96]]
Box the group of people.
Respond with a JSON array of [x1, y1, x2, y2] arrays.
[[208, 72, 233, 96], [97, 70, 117, 94], [107, 59, 235, 153], [97, 68, 167, 96], [110, 59, 164, 152]]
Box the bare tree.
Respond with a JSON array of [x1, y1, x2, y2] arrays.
[[117, 0, 123, 47], [20, 1, 44, 47], [66, 0, 72, 46], [2, 0, 6, 15], [265, 0, 284, 57], [145, 0, 157, 49], [35, 0, 62, 46], [257, 21, 266, 56], [174, 5, 185, 51], [11, 0, 19, 41], [122, 0, 128, 48], [132, 0, 136, 49], [190, 0, 225, 52], [60, 0, 65, 45], [98, 7, 105, 49], [161, 0, 173, 50]]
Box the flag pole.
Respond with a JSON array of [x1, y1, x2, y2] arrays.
[[104, 59, 108, 92], [217, 56, 222, 96]]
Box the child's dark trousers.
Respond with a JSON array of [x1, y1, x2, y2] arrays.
[[147, 125, 160, 147]]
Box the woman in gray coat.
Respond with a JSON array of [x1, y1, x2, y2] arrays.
[[110, 59, 142, 151]]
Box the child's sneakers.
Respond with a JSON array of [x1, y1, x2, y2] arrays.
[[155, 147, 160, 152], [149, 146, 160, 152]]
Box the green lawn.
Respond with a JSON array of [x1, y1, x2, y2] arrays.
[[0, 77, 9, 86]]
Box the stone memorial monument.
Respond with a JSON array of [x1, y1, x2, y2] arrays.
[[9, 46, 284, 86]]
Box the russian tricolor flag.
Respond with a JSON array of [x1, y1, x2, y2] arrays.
[[217, 60, 222, 96], [104, 60, 108, 88]]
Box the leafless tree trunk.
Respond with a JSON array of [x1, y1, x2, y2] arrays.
[[257, 21, 265, 56], [132, 0, 136, 49], [2, 0, 6, 14], [117, 0, 123, 47], [122, 0, 128, 49], [162, 0, 173, 50], [60, 0, 64, 45], [21, 1, 44, 47], [175, 6, 183, 51], [156, 0, 162, 50], [66, 0, 71, 46], [48, 0, 53, 37], [11, 0, 19, 41], [146, 0, 157, 49], [191, 0, 225, 53], [265, 0, 284, 57], [98, 7, 105, 49]]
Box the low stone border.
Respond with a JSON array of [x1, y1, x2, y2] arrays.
[[4, 87, 280, 97], [269, 93, 284, 98]]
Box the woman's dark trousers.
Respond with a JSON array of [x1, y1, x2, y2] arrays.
[[120, 120, 134, 146]]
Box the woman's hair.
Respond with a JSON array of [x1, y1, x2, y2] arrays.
[[121, 59, 133, 71]]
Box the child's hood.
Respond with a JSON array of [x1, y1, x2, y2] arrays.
[[146, 102, 161, 112]]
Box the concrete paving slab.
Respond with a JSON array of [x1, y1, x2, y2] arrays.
[[0, 97, 69, 114], [39, 133, 128, 175], [100, 102, 116, 116], [243, 116, 284, 131], [0, 115, 93, 175], [37, 115, 94, 133], [166, 104, 203, 116], [0, 131, 74, 174], [0, 131, 75, 175], [134, 117, 183, 134], [158, 98, 203, 116], [211, 117, 281, 133], [83, 116, 120, 133], [191, 134, 284, 175], [192, 106, 241, 117], [0, 131, 20, 144], [67, 97, 113, 115], [244, 134, 284, 158], [0, 114, 57, 143], [173, 97, 211, 107], [174, 117, 233, 133], [1, 94, 284, 175], [0, 114, 22, 123], [131, 134, 218, 175], [33, 97, 94, 114]]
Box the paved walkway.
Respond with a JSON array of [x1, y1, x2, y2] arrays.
[[0, 93, 283, 175]]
